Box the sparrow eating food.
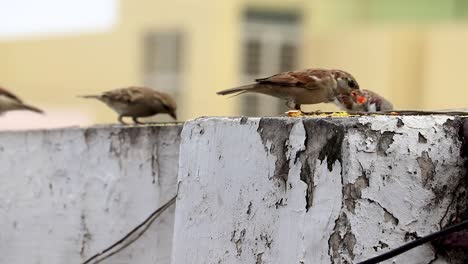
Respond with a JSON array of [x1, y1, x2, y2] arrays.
[[0, 86, 44, 115], [80, 86, 177, 124], [216, 68, 360, 110], [335, 89, 393, 112]]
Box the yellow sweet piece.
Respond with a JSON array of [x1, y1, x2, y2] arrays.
[[287, 110, 303, 117], [328, 111, 351, 117], [286, 111, 353, 118], [306, 111, 351, 118]]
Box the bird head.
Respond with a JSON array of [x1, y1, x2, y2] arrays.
[[168, 108, 177, 120], [334, 90, 368, 112], [330, 70, 360, 94], [351, 90, 367, 105], [154, 91, 178, 120], [161, 100, 177, 120], [161, 102, 177, 120]]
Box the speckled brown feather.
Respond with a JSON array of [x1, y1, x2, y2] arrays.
[[80, 86, 177, 123], [217, 68, 359, 110], [255, 69, 333, 89]]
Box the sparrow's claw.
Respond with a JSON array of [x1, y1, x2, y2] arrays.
[[132, 117, 144, 124], [118, 115, 129, 125]]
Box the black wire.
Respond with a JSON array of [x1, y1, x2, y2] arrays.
[[357, 219, 468, 264], [82, 195, 177, 264]]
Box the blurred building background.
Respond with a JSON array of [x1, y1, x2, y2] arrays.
[[1, 0, 468, 128]]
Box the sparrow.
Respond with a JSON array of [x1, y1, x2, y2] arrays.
[[335, 89, 393, 112], [80, 86, 177, 124], [216, 68, 360, 110], [0, 86, 44, 115]]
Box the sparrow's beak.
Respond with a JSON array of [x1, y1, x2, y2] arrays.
[[169, 111, 177, 120]]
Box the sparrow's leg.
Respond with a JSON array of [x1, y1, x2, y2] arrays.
[[285, 100, 301, 111], [132, 117, 144, 124], [118, 115, 129, 125]]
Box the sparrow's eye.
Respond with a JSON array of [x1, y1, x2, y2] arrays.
[[348, 79, 357, 89]]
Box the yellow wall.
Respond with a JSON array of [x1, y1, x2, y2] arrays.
[[1, 0, 468, 126]]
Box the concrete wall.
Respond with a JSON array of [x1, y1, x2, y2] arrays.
[[0, 117, 466, 263], [0, 124, 182, 264], [173, 116, 467, 263]]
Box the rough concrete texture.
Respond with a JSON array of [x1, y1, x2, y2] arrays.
[[173, 116, 468, 264], [0, 124, 182, 264]]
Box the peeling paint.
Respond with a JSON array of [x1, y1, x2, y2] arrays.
[[173, 116, 467, 264], [257, 118, 295, 181], [417, 150, 436, 187], [418, 132, 428, 143], [255, 252, 264, 264], [298, 119, 345, 211], [343, 173, 369, 212], [376, 131, 394, 156], [329, 212, 356, 263], [240, 116, 248, 125], [231, 228, 246, 256]]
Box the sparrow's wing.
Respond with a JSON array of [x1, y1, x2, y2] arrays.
[[102, 87, 146, 104], [0, 87, 23, 104], [255, 72, 301, 86], [255, 69, 330, 90]]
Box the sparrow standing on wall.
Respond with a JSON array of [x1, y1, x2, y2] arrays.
[[335, 89, 393, 112], [0, 86, 44, 115], [216, 68, 360, 110], [80, 86, 177, 124]]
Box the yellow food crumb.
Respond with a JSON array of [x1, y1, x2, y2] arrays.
[[287, 110, 303, 117]]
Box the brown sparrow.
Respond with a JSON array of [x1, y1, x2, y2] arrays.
[[0, 86, 44, 115], [217, 68, 360, 110], [80, 86, 177, 124], [335, 89, 393, 112]]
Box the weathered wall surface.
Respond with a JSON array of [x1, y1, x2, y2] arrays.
[[172, 116, 467, 264], [0, 124, 182, 264]]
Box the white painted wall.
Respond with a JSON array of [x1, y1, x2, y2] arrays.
[[0, 117, 465, 263], [0, 124, 181, 264], [173, 116, 466, 264]]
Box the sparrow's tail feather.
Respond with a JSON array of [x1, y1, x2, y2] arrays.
[[20, 104, 44, 114], [78, 95, 101, 99], [216, 84, 257, 96], [226, 90, 249, 99]]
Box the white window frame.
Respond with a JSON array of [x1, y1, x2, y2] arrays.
[[241, 15, 301, 116]]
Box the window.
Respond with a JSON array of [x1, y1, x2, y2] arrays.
[[279, 43, 297, 72], [241, 10, 301, 116], [143, 31, 184, 98], [244, 39, 261, 76]]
